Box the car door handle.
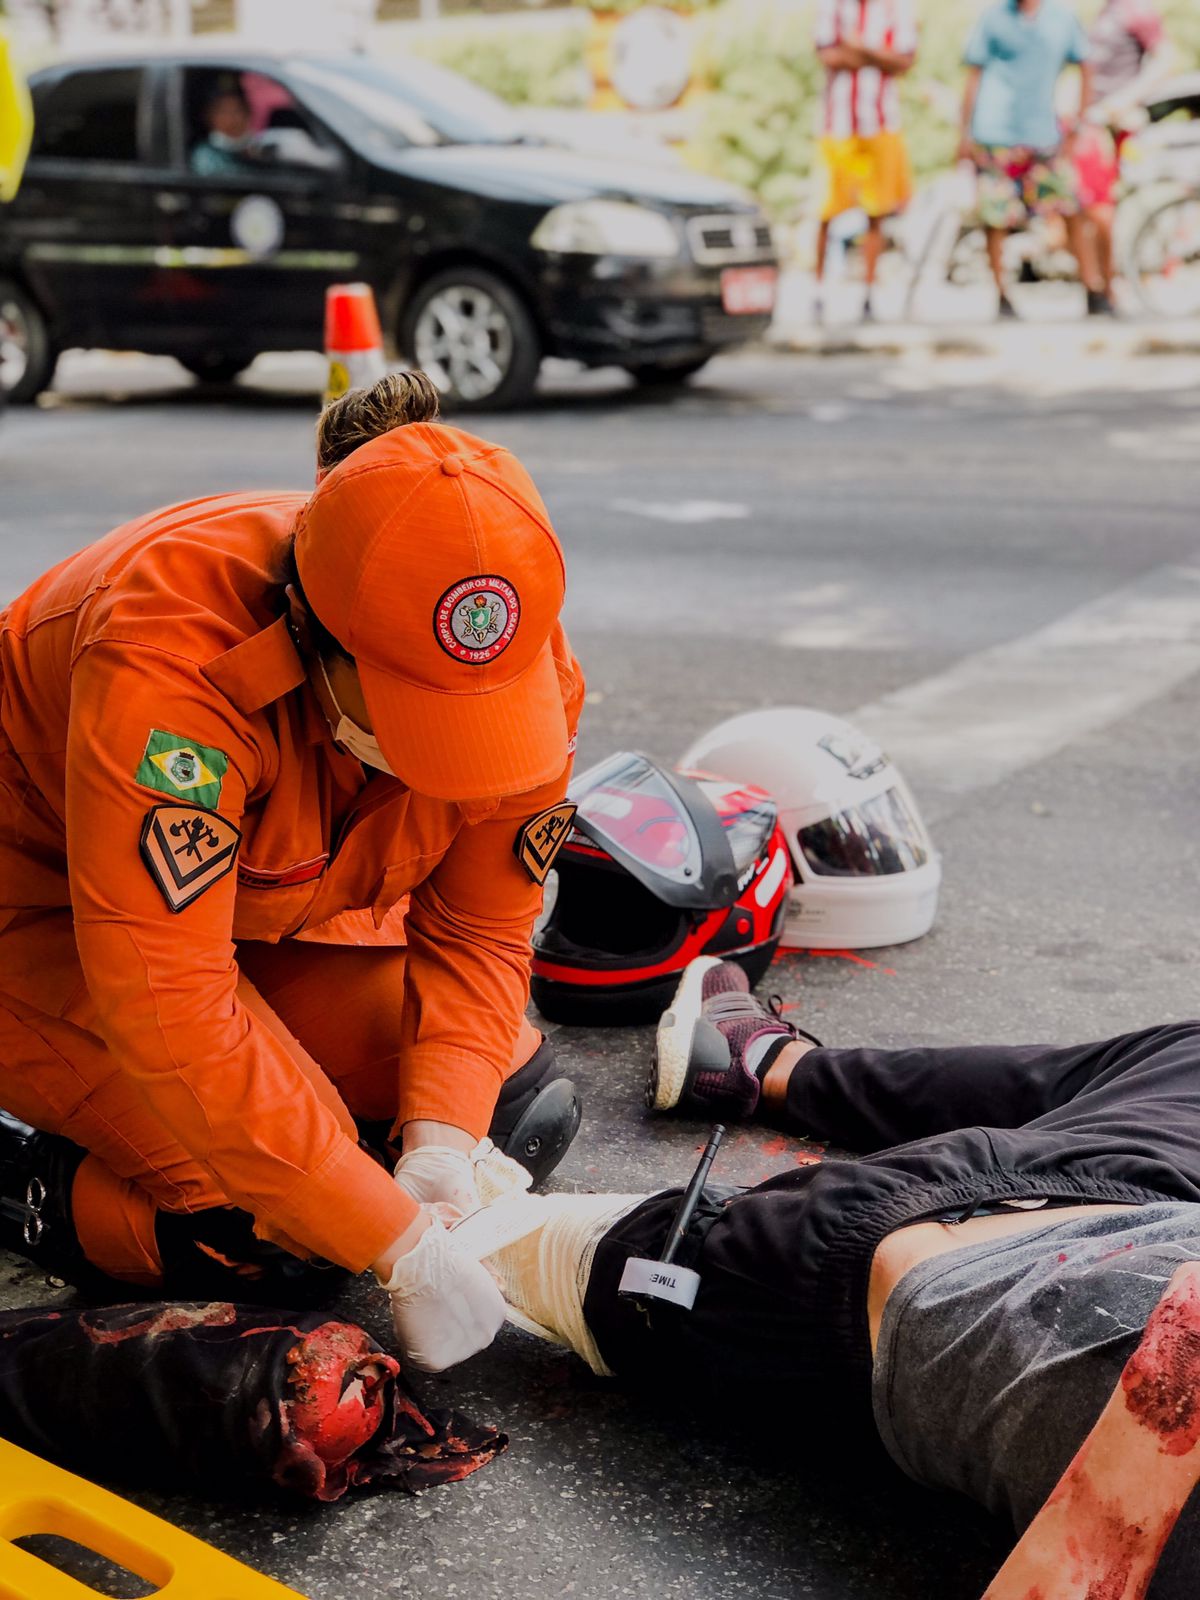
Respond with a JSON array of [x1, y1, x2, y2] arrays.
[[154, 192, 188, 215]]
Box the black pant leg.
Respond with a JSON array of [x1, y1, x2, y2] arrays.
[[782, 1024, 1200, 1154], [586, 1022, 1200, 1440], [993, 1020, 1200, 1194]]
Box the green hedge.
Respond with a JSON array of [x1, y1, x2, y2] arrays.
[[689, 0, 823, 216], [1158, 0, 1200, 71], [402, 0, 1200, 214], [405, 24, 588, 108], [691, 0, 1200, 214], [687, 0, 972, 211]]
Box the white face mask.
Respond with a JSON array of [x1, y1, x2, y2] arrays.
[[317, 657, 396, 777]]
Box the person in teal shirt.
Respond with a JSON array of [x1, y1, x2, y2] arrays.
[[190, 85, 264, 179], [958, 0, 1111, 318]]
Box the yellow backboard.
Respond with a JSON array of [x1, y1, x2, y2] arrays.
[[0, 1437, 308, 1600], [0, 34, 33, 204]]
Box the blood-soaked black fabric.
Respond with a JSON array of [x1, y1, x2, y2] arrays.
[[0, 1301, 503, 1501], [586, 1023, 1200, 1434]]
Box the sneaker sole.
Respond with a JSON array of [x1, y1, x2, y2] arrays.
[[647, 956, 723, 1112]]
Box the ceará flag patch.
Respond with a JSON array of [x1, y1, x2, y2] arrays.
[[136, 729, 227, 808]]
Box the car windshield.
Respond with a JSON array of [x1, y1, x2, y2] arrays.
[[287, 57, 523, 150]]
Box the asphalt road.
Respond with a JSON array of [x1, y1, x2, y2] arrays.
[[1, 347, 1199, 1600]]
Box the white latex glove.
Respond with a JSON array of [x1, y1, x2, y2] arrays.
[[393, 1141, 487, 1219], [380, 1213, 506, 1373]]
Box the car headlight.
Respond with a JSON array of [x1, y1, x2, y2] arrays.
[[531, 200, 681, 258]]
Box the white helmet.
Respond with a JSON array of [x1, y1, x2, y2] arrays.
[[679, 708, 940, 951]]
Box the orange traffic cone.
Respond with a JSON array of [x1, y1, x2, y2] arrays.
[[323, 283, 387, 406]]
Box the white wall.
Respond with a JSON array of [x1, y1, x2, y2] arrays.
[[233, 0, 377, 50]]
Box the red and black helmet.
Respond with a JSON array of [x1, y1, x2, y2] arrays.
[[530, 751, 792, 1026]]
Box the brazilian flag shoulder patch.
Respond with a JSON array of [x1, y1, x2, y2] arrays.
[[135, 729, 228, 809]]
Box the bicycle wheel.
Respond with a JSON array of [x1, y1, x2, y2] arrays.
[[1127, 192, 1200, 318]]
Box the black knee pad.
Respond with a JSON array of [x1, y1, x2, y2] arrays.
[[489, 1036, 582, 1187]]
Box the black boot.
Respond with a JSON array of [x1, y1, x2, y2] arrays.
[[1086, 288, 1117, 317], [155, 1207, 351, 1309], [0, 1109, 349, 1307], [0, 1108, 106, 1290], [488, 1036, 581, 1187]]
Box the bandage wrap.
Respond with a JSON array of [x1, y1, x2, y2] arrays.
[[452, 1149, 645, 1376], [393, 1139, 492, 1219]]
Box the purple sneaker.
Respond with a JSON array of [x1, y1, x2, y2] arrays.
[[647, 957, 818, 1118]]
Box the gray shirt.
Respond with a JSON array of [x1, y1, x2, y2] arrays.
[[872, 1202, 1200, 1574]]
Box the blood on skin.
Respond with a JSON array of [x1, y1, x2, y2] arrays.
[[1039, 1463, 1175, 1600], [1121, 1275, 1200, 1456]]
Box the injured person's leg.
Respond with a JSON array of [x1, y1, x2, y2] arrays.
[[466, 1148, 1200, 1599], [648, 955, 820, 1120], [454, 1144, 648, 1375]]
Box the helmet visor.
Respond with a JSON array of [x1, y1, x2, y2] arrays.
[[695, 778, 778, 880], [569, 751, 738, 909], [797, 786, 930, 878]]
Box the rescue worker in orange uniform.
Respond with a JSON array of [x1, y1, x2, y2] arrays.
[[0, 373, 583, 1371]]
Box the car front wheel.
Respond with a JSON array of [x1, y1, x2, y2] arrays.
[[402, 267, 541, 411], [0, 279, 57, 405]]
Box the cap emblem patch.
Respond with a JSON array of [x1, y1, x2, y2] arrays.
[[435, 576, 520, 665], [515, 801, 577, 885]]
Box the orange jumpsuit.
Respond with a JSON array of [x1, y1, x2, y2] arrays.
[[0, 490, 582, 1283]]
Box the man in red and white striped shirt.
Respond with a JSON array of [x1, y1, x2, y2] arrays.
[[813, 0, 918, 320]]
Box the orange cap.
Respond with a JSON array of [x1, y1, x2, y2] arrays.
[[324, 283, 384, 354], [294, 422, 569, 801]]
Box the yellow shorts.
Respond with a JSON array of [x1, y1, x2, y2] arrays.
[[818, 131, 912, 222]]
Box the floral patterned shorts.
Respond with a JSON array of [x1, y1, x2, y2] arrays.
[[972, 143, 1080, 230]]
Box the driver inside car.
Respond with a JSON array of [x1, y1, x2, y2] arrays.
[[190, 82, 264, 177]]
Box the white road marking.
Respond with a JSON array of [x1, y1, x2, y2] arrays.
[[1106, 420, 1200, 463], [609, 499, 750, 524], [777, 582, 907, 650], [851, 557, 1200, 818]]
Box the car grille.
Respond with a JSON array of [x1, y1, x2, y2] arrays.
[[686, 214, 776, 265]]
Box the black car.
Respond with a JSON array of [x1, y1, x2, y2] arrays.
[[0, 50, 778, 408]]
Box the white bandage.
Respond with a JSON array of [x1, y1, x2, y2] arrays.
[[394, 1139, 640, 1376], [451, 1191, 647, 1376], [475, 1139, 534, 1205], [381, 1214, 507, 1373], [393, 1140, 490, 1219]]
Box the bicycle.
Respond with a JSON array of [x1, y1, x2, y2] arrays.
[[1122, 185, 1200, 317]]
